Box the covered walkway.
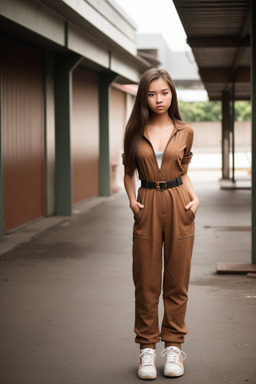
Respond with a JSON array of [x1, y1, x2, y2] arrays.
[[173, 0, 256, 267], [0, 179, 255, 383]]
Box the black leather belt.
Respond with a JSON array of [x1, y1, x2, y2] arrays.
[[141, 177, 182, 191]]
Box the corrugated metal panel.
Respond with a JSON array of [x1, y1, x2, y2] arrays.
[[173, 0, 251, 100], [72, 67, 99, 203], [175, 0, 250, 36], [1, 39, 45, 232]]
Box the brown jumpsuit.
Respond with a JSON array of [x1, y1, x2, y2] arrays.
[[124, 122, 195, 346]]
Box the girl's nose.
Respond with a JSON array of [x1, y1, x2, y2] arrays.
[[156, 94, 162, 103]]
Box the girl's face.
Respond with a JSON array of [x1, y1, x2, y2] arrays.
[[147, 77, 172, 115]]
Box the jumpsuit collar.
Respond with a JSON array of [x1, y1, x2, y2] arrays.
[[142, 121, 186, 174]]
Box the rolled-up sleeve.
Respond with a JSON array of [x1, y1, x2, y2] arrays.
[[181, 151, 193, 164]]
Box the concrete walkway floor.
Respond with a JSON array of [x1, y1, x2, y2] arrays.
[[0, 180, 255, 384]]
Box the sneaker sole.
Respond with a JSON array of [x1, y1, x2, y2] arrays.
[[164, 369, 184, 377], [137, 372, 157, 380]]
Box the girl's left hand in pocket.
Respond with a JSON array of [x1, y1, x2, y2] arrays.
[[185, 197, 199, 215]]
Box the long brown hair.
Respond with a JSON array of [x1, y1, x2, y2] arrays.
[[123, 68, 183, 175]]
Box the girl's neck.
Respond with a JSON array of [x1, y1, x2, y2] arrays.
[[149, 112, 173, 128]]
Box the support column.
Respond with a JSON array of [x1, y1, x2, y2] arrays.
[[221, 91, 231, 180], [0, 102, 3, 240], [54, 53, 82, 215], [251, 0, 256, 264], [99, 72, 117, 196], [231, 84, 235, 183]]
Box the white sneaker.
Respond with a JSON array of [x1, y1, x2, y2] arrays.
[[161, 346, 186, 377], [137, 348, 157, 380]]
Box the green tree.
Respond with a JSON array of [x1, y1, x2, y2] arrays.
[[178, 100, 251, 122], [234, 101, 251, 122]]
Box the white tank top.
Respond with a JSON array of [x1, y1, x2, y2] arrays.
[[155, 150, 164, 169]]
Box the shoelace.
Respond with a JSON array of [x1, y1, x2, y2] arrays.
[[140, 349, 157, 367], [161, 347, 187, 364]]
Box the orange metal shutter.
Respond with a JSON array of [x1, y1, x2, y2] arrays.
[[72, 67, 99, 203]]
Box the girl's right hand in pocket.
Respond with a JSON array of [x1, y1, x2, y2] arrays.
[[130, 201, 144, 215]]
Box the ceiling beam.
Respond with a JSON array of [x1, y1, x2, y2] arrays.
[[187, 35, 250, 48], [230, 7, 251, 73], [199, 67, 250, 83]]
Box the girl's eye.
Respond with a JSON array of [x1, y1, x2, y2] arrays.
[[163, 92, 168, 96], [148, 93, 154, 97]]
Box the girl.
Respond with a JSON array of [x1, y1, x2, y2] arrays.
[[122, 68, 199, 379]]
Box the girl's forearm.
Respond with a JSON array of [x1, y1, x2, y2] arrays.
[[124, 172, 137, 205]]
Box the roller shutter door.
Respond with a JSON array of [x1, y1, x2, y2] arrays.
[[72, 68, 99, 203], [1, 39, 45, 233]]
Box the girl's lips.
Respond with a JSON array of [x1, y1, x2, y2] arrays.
[[156, 105, 164, 109]]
